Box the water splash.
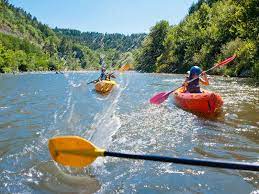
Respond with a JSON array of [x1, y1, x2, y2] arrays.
[[87, 74, 129, 148]]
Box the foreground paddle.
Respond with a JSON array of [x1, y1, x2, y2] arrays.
[[150, 54, 237, 105], [48, 136, 259, 171]]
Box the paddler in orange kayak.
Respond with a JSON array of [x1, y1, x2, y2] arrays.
[[183, 66, 209, 93], [98, 67, 116, 81], [98, 67, 107, 81]]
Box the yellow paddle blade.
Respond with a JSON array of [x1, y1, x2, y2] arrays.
[[48, 136, 105, 168], [119, 64, 131, 72]]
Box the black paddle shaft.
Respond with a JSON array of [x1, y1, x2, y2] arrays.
[[87, 79, 98, 84], [104, 151, 259, 172]]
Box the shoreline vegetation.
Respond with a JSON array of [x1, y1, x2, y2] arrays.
[[135, 0, 258, 82], [0, 0, 258, 82]]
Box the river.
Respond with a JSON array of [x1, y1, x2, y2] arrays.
[[0, 72, 258, 193]]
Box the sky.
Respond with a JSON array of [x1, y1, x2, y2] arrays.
[[9, 0, 197, 35]]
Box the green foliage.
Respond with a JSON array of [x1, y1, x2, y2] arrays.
[[54, 28, 146, 52], [117, 52, 134, 67], [137, 0, 259, 80], [136, 20, 169, 72], [189, 0, 218, 14], [0, 32, 51, 72], [219, 38, 257, 77]]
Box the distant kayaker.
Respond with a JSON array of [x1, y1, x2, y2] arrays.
[[98, 67, 116, 81], [183, 66, 209, 93], [99, 67, 107, 81]]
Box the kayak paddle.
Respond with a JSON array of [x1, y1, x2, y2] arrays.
[[87, 79, 98, 84], [118, 64, 130, 72], [48, 136, 259, 171], [150, 54, 237, 105]]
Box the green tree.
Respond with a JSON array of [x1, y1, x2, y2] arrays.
[[136, 20, 169, 72], [137, 0, 258, 80]]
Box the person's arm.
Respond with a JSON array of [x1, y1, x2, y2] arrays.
[[199, 72, 209, 86], [110, 73, 116, 78], [182, 77, 189, 90]]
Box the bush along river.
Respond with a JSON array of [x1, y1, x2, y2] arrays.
[[0, 72, 258, 193]]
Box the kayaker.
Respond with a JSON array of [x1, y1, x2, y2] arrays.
[[183, 66, 209, 93], [98, 68, 116, 81], [99, 67, 107, 81]]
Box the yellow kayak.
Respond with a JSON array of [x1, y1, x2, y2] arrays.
[[95, 80, 116, 94]]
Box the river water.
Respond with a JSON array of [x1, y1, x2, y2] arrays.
[[0, 72, 258, 193]]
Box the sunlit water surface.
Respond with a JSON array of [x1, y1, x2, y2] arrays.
[[0, 72, 258, 193]]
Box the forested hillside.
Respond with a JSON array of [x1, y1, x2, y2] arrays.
[[0, 0, 143, 73], [136, 0, 259, 80], [54, 28, 146, 52]]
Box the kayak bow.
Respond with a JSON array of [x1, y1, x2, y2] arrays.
[[95, 80, 116, 94], [172, 87, 223, 115]]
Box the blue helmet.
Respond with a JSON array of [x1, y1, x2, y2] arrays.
[[190, 66, 201, 75]]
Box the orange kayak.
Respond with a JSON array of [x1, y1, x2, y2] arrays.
[[172, 87, 223, 115], [95, 80, 116, 94]]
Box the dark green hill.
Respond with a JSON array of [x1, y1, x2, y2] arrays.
[[0, 0, 144, 73], [0, 0, 100, 72], [54, 28, 146, 52]]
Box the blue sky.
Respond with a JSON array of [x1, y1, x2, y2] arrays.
[[9, 0, 197, 34]]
